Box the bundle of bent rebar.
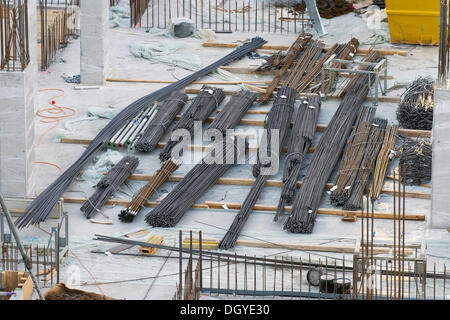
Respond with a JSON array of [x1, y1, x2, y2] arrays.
[[370, 124, 398, 200], [343, 118, 388, 211], [159, 85, 225, 162], [219, 87, 296, 249], [275, 95, 321, 221], [317, 0, 354, 19], [81, 156, 139, 219], [118, 158, 180, 222], [284, 51, 381, 234], [146, 90, 258, 228], [329, 106, 376, 206], [396, 77, 434, 130], [399, 138, 432, 185], [133, 92, 188, 152], [15, 36, 267, 229]]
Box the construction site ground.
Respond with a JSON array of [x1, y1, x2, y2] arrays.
[[16, 5, 449, 299]]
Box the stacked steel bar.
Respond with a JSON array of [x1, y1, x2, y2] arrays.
[[283, 40, 326, 92], [108, 105, 157, 149], [218, 87, 296, 249], [399, 138, 432, 185], [396, 77, 434, 130], [207, 90, 259, 134], [274, 95, 321, 221], [81, 156, 139, 219], [285, 38, 359, 94], [118, 158, 180, 222], [343, 118, 388, 211], [15, 37, 267, 228], [133, 92, 188, 152], [146, 90, 258, 228], [259, 33, 312, 102], [329, 106, 376, 206], [284, 51, 381, 234], [370, 125, 399, 200], [159, 86, 225, 161]]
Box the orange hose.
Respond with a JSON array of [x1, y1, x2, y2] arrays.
[[34, 88, 76, 174], [35, 89, 76, 148]]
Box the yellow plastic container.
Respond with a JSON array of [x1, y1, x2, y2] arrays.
[[386, 0, 440, 45]]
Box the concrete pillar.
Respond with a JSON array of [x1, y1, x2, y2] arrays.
[[431, 88, 450, 229], [80, 0, 109, 85], [0, 1, 37, 197]]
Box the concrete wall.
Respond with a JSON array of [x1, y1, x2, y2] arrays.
[[80, 0, 109, 85], [0, 2, 37, 197], [431, 88, 450, 229]]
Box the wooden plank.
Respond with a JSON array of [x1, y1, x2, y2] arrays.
[[219, 66, 394, 80], [204, 201, 426, 221], [62, 197, 209, 209], [106, 78, 270, 85], [61, 197, 425, 221], [124, 174, 430, 200], [185, 236, 413, 255], [185, 88, 402, 103], [89, 219, 113, 225], [202, 41, 408, 56], [22, 276, 33, 300]]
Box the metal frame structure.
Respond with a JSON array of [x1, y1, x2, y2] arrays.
[[320, 55, 388, 106], [0, 197, 68, 249]]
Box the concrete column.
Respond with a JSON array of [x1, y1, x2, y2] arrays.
[[431, 88, 450, 229], [80, 0, 109, 85], [0, 1, 37, 197]]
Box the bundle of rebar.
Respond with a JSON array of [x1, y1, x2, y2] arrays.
[[257, 33, 312, 73], [107, 105, 158, 149], [283, 40, 326, 92], [396, 77, 434, 130], [274, 95, 321, 221], [133, 92, 188, 152], [118, 158, 180, 222], [284, 51, 381, 234], [208, 90, 258, 134], [159, 86, 225, 161], [146, 91, 258, 228], [146, 138, 242, 227], [284, 38, 359, 94], [370, 125, 399, 200], [15, 36, 267, 228], [317, 0, 354, 19], [219, 87, 296, 249], [343, 118, 388, 211], [329, 106, 376, 206], [81, 156, 139, 219], [259, 34, 312, 102], [398, 138, 432, 185]]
